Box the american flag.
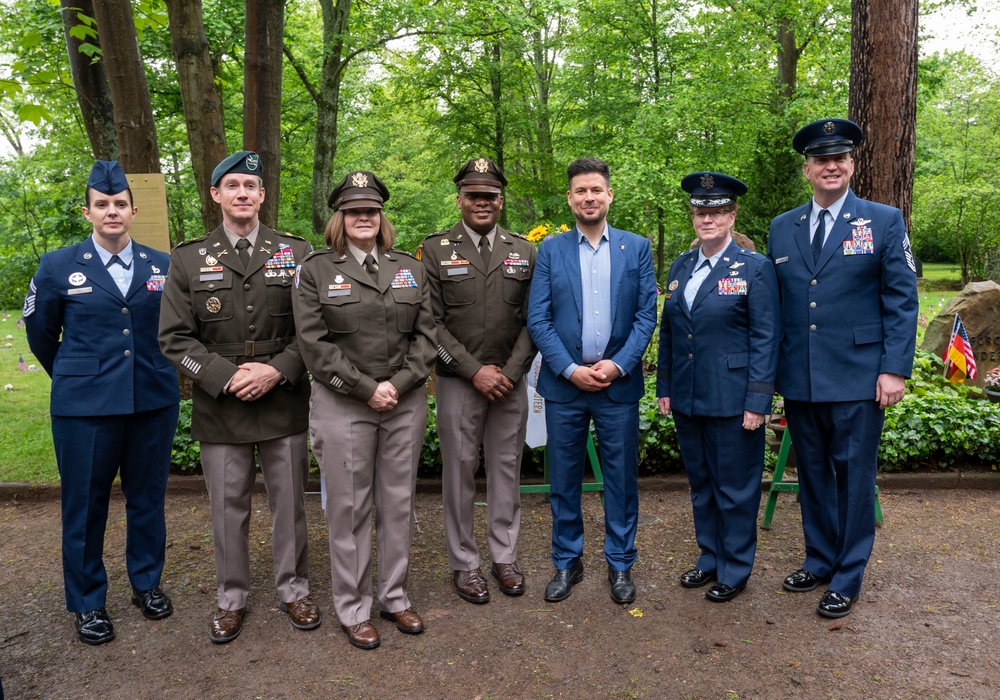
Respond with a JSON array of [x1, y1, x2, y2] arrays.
[[944, 313, 977, 383], [16, 318, 24, 329], [17, 356, 27, 372]]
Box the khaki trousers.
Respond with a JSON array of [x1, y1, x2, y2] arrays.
[[437, 375, 527, 571], [200, 433, 310, 611], [310, 383, 426, 627]]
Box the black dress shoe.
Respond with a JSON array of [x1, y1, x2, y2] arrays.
[[817, 590, 855, 618], [608, 568, 636, 604], [131, 587, 173, 620], [75, 608, 115, 645], [782, 569, 828, 593], [544, 560, 584, 602], [679, 568, 716, 588], [705, 582, 746, 602]]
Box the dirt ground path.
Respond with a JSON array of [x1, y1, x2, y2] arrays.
[[1, 485, 998, 699]]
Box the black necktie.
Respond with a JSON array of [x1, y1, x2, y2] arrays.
[[478, 236, 492, 268], [812, 210, 829, 263], [107, 254, 130, 270], [236, 238, 252, 269], [364, 254, 378, 283]]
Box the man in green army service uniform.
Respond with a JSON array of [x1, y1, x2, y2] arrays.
[[417, 157, 537, 604], [158, 151, 320, 643]]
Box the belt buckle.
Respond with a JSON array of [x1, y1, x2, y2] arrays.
[[245, 340, 255, 357]]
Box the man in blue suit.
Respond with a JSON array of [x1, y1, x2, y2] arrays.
[[767, 119, 918, 618], [527, 157, 657, 605], [24, 161, 180, 644]]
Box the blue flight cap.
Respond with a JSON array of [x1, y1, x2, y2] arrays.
[[87, 160, 130, 195], [792, 119, 864, 157], [211, 151, 262, 187], [681, 172, 748, 208]]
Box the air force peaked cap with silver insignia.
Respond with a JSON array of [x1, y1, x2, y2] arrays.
[[681, 171, 748, 208], [87, 160, 130, 195], [792, 118, 864, 157], [211, 151, 262, 187], [328, 171, 390, 210], [454, 157, 508, 193]]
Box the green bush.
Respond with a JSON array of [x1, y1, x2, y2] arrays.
[[171, 399, 201, 473], [880, 395, 1000, 470]]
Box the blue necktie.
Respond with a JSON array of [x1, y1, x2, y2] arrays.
[[812, 210, 829, 263]]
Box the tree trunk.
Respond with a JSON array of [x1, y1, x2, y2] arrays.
[[244, 0, 285, 229], [312, 0, 352, 237], [90, 0, 160, 172], [165, 0, 226, 235], [849, 0, 918, 228], [531, 29, 556, 222], [490, 39, 507, 229], [60, 0, 118, 160]]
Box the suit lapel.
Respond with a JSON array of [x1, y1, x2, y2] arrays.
[[675, 254, 697, 319], [450, 228, 485, 274], [76, 238, 121, 299], [379, 252, 405, 292], [609, 227, 624, 325], [791, 203, 814, 271], [564, 227, 583, 316], [125, 244, 152, 300], [206, 227, 240, 275], [691, 241, 739, 312], [815, 192, 858, 272], [490, 228, 514, 274]]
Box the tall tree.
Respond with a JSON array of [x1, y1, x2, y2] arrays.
[[848, 0, 918, 226], [244, 0, 284, 228], [59, 0, 118, 160], [165, 0, 227, 235], [90, 0, 160, 172]]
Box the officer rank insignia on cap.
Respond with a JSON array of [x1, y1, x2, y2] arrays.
[[352, 172, 369, 188], [700, 173, 715, 189], [474, 158, 490, 173], [246, 153, 259, 170]]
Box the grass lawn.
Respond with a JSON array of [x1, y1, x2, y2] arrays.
[[0, 311, 58, 483], [920, 262, 963, 282]]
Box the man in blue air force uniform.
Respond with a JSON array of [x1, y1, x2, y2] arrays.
[[767, 119, 918, 618], [24, 161, 180, 645]]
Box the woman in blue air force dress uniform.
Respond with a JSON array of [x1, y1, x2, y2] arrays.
[[656, 172, 779, 602]]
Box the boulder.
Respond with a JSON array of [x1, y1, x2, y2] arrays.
[[920, 280, 1000, 385]]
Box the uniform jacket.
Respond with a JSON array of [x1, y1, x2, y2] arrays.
[[25, 237, 179, 417], [291, 247, 436, 401], [767, 190, 918, 402], [158, 225, 311, 443], [418, 222, 536, 382], [527, 226, 658, 404], [657, 240, 779, 417]]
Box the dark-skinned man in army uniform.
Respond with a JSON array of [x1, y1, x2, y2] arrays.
[[158, 151, 320, 643], [417, 158, 536, 604]]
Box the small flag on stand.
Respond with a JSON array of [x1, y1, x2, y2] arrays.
[[943, 313, 977, 383], [17, 356, 28, 372]]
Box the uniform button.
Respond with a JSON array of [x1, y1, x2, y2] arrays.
[[688, 353, 693, 360], [124, 350, 132, 357], [249, 325, 256, 332], [121, 308, 129, 315], [810, 279, 817, 286], [686, 334, 693, 340], [208, 283, 215, 289], [244, 284, 251, 291], [810, 324, 817, 331], [246, 305, 254, 312], [123, 329, 130, 336], [809, 302, 817, 309]]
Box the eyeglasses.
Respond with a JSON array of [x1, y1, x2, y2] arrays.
[[690, 210, 733, 221]]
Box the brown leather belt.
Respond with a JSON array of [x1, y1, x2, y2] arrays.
[[204, 337, 294, 357]]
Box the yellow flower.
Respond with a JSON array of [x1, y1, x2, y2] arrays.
[[559, 224, 571, 232], [526, 223, 553, 242]]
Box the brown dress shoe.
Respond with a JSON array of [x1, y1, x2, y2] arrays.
[[280, 595, 322, 630], [379, 607, 425, 635], [491, 562, 525, 596], [453, 568, 490, 604], [341, 620, 380, 650], [209, 607, 246, 644]]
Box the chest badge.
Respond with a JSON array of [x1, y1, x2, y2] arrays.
[[69, 272, 87, 286], [206, 297, 222, 314]]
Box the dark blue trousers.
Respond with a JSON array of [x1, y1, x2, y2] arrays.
[[784, 399, 883, 597], [673, 412, 765, 587], [52, 404, 179, 612], [545, 392, 639, 571]]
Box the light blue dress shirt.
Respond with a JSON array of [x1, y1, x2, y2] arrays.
[[93, 236, 134, 296]]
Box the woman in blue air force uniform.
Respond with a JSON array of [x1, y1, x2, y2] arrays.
[[24, 161, 179, 645], [656, 172, 779, 602]]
